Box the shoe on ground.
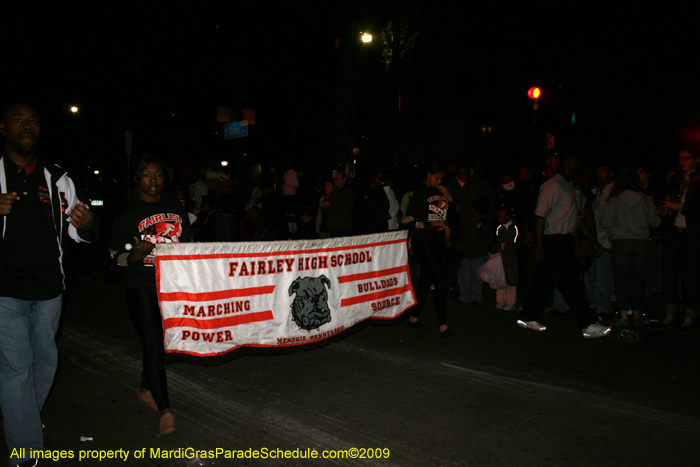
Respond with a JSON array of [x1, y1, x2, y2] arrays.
[[408, 320, 430, 329], [495, 302, 505, 310], [652, 321, 675, 331], [502, 304, 516, 311], [137, 389, 158, 410], [440, 328, 457, 339], [614, 318, 631, 327], [159, 411, 176, 435], [677, 324, 694, 335], [16, 459, 38, 467], [516, 320, 547, 332], [581, 323, 612, 339]]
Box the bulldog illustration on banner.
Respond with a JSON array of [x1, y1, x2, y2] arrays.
[[155, 231, 416, 358], [288, 275, 332, 331]]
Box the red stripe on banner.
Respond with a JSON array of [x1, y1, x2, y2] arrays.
[[163, 310, 274, 330], [157, 238, 406, 262], [337, 265, 409, 283], [164, 302, 414, 357], [340, 284, 412, 307], [159, 286, 274, 302], [166, 323, 347, 356]]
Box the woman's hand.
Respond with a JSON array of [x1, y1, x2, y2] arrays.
[[437, 185, 453, 202], [130, 236, 155, 264]]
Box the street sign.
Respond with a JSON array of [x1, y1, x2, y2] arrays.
[[224, 120, 248, 139]]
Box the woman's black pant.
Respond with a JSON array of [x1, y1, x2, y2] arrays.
[[125, 287, 170, 411], [410, 241, 448, 326], [662, 229, 700, 317]]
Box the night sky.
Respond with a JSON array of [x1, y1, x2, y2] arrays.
[[3, 1, 700, 182]]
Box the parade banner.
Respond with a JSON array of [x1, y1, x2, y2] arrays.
[[155, 231, 415, 358]]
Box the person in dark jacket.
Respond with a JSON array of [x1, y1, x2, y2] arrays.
[[0, 103, 97, 467], [656, 148, 700, 333], [447, 159, 497, 299], [322, 171, 354, 237], [456, 199, 495, 305], [362, 170, 390, 234], [260, 182, 288, 240]]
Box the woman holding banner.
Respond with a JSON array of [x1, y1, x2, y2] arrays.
[[403, 162, 456, 338], [110, 155, 193, 435]]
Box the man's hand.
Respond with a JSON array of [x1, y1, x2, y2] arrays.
[[660, 200, 683, 212], [0, 193, 19, 215], [593, 242, 605, 257], [67, 202, 94, 229]]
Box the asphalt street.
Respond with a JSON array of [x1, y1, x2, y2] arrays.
[[4, 271, 699, 467]]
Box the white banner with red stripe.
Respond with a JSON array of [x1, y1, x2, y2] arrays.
[[155, 231, 415, 357]]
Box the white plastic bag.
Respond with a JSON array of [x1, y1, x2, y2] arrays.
[[477, 253, 507, 289]]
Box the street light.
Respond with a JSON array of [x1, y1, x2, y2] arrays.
[[361, 32, 372, 43], [70, 106, 79, 113]]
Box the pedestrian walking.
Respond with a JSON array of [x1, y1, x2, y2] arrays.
[[0, 103, 97, 467], [110, 155, 192, 435]]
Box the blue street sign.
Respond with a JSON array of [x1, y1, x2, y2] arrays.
[[224, 120, 249, 139]]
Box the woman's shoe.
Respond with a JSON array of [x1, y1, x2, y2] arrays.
[[159, 411, 176, 435], [137, 389, 158, 410], [440, 328, 457, 339], [408, 320, 429, 329]]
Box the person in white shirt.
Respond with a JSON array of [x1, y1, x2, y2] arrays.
[[188, 173, 209, 208], [516, 154, 611, 339]]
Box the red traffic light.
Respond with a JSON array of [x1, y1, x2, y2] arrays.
[[527, 87, 541, 100]]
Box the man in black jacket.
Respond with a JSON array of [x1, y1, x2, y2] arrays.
[[0, 103, 97, 467]]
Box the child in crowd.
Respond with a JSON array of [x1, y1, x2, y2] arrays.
[[496, 207, 519, 310], [457, 199, 495, 305], [296, 206, 317, 239]]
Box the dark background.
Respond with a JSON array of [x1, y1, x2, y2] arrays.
[[2, 1, 700, 190]]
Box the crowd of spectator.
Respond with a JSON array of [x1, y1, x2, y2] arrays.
[[177, 147, 699, 338]]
